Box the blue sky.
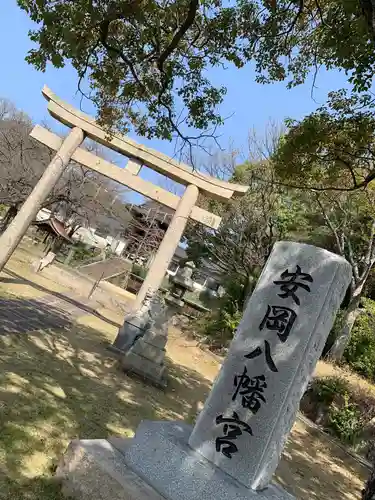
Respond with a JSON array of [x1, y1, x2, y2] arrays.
[[1, 0, 350, 199]]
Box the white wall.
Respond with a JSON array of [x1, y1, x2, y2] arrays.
[[72, 227, 108, 249], [36, 208, 52, 222]]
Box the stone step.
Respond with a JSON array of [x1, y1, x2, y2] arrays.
[[55, 438, 166, 500]]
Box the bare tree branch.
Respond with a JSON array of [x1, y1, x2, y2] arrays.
[[158, 0, 199, 69]]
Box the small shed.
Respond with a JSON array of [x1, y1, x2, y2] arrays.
[[33, 217, 72, 252]]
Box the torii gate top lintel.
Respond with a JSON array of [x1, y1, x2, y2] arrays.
[[42, 86, 248, 201]]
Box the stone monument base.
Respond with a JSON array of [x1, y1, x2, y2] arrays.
[[56, 421, 295, 500], [55, 438, 164, 500], [108, 319, 146, 355], [121, 328, 168, 387]]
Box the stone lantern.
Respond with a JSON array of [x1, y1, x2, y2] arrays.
[[166, 261, 195, 308]]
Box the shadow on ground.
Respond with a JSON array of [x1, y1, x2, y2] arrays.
[[276, 414, 369, 500], [0, 297, 72, 334], [0, 270, 122, 328], [0, 297, 211, 500]]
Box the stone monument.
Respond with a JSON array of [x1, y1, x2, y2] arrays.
[[56, 241, 352, 500]]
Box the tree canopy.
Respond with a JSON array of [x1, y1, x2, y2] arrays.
[[273, 90, 375, 191], [18, 0, 375, 147]]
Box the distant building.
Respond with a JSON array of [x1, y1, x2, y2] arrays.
[[122, 201, 173, 264], [167, 245, 187, 276], [34, 201, 222, 293], [35, 203, 130, 255], [35, 207, 53, 222]]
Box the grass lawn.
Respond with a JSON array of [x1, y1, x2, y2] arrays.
[[0, 315, 370, 500], [0, 312, 213, 499]]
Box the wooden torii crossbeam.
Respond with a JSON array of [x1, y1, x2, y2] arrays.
[[0, 87, 248, 306], [41, 86, 247, 201], [30, 125, 222, 230]]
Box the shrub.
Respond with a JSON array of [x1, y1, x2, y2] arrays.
[[193, 310, 238, 350], [301, 375, 375, 455], [132, 263, 148, 279], [344, 298, 375, 381], [309, 375, 349, 405], [222, 310, 242, 334], [71, 243, 101, 264], [189, 273, 247, 350], [327, 394, 362, 445]]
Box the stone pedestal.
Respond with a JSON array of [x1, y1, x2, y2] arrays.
[[109, 316, 148, 355], [110, 290, 157, 355], [121, 328, 168, 387], [55, 438, 165, 500], [119, 292, 177, 386], [56, 425, 293, 500], [120, 421, 293, 500]]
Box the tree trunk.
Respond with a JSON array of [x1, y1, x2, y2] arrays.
[[362, 463, 375, 500], [242, 274, 257, 311], [0, 205, 18, 232], [327, 290, 362, 361]]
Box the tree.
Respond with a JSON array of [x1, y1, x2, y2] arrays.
[[18, 0, 375, 149], [268, 93, 375, 497], [186, 123, 308, 308], [273, 90, 375, 191], [0, 106, 53, 228], [186, 160, 303, 307], [270, 90, 375, 357], [306, 189, 375, 360], [185, 156, 308, 350], [0, 98, 131, 236]]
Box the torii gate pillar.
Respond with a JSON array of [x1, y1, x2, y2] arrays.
[[135, 184, 199, 308]]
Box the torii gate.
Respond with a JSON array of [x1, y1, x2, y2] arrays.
[[0, 87, 248, 307]]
